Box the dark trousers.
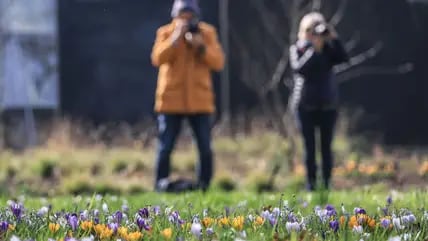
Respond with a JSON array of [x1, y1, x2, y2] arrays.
[[297, 108, 338, 190], [155, 114, 213, 190]]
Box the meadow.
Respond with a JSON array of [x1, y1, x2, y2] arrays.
[[0, 120, 427, 240]]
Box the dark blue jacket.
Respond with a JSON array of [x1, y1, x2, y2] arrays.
[[289, 39, 349, 112]]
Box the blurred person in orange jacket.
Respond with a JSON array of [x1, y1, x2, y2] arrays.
[[151, 0, 225, 192]]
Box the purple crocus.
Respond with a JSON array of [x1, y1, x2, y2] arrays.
[[329, 220, 339, 232], [64, 238, 78, 241], [380, 218, 391, 228], [387, 196, 392, 205], [225, 207, 231, 217], [354, 207, 366, 215], [206, 227, 214, 236], [10, 202, 23, 220], [382, 207, 389, 216], [108, 222, 119, 234], [269, 216, 277, 227], [152, 206, 161, 216], [114, 211, 123, 224], [139, 208, 149, 218], [68, 214, 79, 231], [288, 213, 298, 222], [121, 204, 129, 213], [325, 204, 337, 217], [136, 216, 151, 231], [0, 221, 8, 232], [80, 210, 89, 221], [168, 211, 180, 223]]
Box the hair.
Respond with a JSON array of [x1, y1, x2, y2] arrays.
[[297, 12, 326, 40]]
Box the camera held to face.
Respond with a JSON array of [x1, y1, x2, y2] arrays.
[[312, 22, 330, 37], [187, 17, 200, 34], [184, 17, 200, 43]]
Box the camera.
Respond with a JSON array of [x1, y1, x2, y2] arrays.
[[312, 22, 330, 36], [187, 17, 200, 33]]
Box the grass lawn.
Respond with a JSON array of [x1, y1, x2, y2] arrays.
[[0, 128, 427, 240], [0, 188, 427, 240]]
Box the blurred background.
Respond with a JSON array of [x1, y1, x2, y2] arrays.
[[1, 0, 428, 147], [0, 0, 427, 195]]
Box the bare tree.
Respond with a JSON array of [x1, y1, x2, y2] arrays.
[[229, 0, 413, 176]]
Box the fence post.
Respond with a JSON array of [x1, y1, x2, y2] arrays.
[[219, 0, 231, 132]]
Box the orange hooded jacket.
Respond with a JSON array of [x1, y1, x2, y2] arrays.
[[151, 20, 225, 114]]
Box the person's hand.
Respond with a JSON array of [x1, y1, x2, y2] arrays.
[[310, 35, 325, 52], [185, 32, 205, 48], [326, 25, 338, 40], [171, 19, 188, 45]]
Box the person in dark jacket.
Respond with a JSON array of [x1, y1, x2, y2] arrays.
[[289, 12, 349, 191]]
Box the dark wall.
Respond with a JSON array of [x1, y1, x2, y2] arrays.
[[59, 0, 219, 124], [59, 1, 428, 145]]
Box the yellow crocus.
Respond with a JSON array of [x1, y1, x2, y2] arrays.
[[127, 231, 143, 241], [202, 217, 215, 228], [232, 216, 245, 231], [254, 216, 265, 226], [218, 217, 230, 227], [160, 228, 172, 240], [118, 226, 128, 238], [80, 220, 94, 231], [49, 223, 60, 233]]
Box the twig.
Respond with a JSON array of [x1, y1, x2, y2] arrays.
[[311, 0, 322, 11], [337, 63, 414, 83], [334, 42, 383, 74], [344, 31, 361, 52], [329, 0, 349, 26], [249, 0, 286, 48]]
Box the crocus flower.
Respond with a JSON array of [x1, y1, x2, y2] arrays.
[[190, 222, 202, 238], [80, 210, 89, 221], [393, 217, 403, 229], [352, 225, 363, 234], [102, 203, 109, 213], [206, 227, 214, 236], [10, 235, 21, 241], [114, 211, 123, 224], [286, 221, 301, 232], [152, 206, 161, 216], [68, 214, 79, 231], [380, 218, 391, 228], [10, 202, 23, 220], [108, 222, 119, 234], [0, 221, 8, 232], [81, 236, 95, 241], [64, 237, 78, 241], [37, 206, 49, 217], [139, 208, 149, 218], [354, 207, 366, 215], [136, 216, 150, 231], [329, 220, 339, 232], [269, 216, 277, 227], [387, 196, 393, 205], [325, 204, 337, 217], [121, 204, 129, 213]]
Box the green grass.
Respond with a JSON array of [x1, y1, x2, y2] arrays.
[[0, 188, 427, 240]]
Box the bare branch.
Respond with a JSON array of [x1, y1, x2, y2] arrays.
[[334, 41, 383, 74], [288, 0, 302, 44], [344, 31, 361, 52], [262, 47, 290, 94], [337, 63, 414, 83], [249, 0, 285, 48], [311, 0, 322, 11], [329, 0, 348, 26]]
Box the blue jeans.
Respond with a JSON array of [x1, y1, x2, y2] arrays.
[[155, 114, 213, 190], [296, 108, 338, 190]]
